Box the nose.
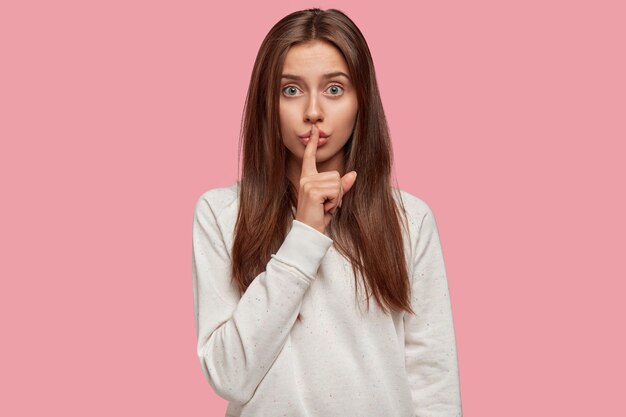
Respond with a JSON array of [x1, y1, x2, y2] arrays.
[[304, 95, 323, 124]]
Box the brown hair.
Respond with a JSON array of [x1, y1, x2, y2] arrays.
[[231, 8, 414, 320]]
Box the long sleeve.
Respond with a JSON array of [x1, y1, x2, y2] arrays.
[[192, 192, 333, 404], [404, 205, 462, 417]]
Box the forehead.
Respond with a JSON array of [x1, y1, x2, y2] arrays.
[[282, 40, 350, 75]]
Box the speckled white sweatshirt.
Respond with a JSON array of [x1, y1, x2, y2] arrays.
[[192, 181, 462, 417]]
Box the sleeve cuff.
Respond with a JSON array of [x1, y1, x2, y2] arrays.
[[273, 220, 333, 278]]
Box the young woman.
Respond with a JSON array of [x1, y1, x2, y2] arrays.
[[192, 8, 462, 416]]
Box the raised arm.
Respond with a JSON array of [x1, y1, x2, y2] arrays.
[[404, 205, 463, 416], [192, 192, 332, 404]]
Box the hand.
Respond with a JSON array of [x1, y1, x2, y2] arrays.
[[294, 125, 358, 234]]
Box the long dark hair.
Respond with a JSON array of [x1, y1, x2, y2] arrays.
[[232, 8, 414, 320]]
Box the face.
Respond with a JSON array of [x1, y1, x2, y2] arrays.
[[279, 40, 358, 176]]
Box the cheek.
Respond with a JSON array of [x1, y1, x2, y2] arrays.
[[278, 107, 289, 138], [335, 101, 358, 130], [279, 103, 298, 129]]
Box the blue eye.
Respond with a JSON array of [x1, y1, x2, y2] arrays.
[[281, 84, 344, 97], [283, 86, 299, 96], [327, 84, 344, 95]]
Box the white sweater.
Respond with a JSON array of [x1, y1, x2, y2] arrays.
[[192, 181, 462, 417]]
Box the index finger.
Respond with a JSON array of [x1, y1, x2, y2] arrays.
[[300, 124, 319, 178]]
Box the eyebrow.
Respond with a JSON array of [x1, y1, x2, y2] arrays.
[[281, 71, 351, 81]]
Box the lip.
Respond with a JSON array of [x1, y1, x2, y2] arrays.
[[299, 135, 328, 146], [298, 128, 329, 138]]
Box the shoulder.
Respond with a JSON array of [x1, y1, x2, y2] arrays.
[[194, 180, 240, 220], [391, 187, 435, 228], [391, 188, 446, 278]]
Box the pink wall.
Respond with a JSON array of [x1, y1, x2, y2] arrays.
[[1, 0, 624, 415]]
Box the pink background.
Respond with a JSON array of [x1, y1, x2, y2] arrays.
[[1, 0, 624, 415]]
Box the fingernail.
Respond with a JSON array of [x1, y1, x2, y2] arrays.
[[352, 171, 357, 178]]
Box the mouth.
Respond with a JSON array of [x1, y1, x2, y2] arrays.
[[299, 136, 329, 146], [298, 128, 329, 146], [299, 128, 329, 138]]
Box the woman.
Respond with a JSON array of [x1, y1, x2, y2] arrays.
[[192, 8, 462, 416]]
